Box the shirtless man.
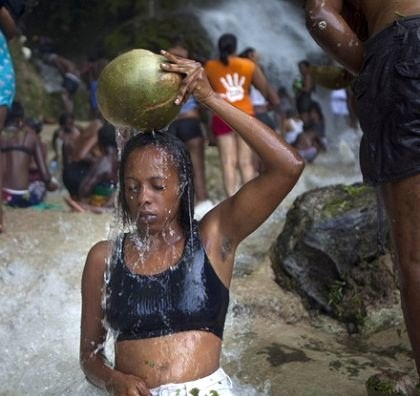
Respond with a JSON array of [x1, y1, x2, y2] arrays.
[[57, 113, 103, 199], [304, 0, 420, 385]]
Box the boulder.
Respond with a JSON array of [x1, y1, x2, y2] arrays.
[[270, 183, 398, 332]]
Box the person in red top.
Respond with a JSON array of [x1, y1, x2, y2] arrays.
[[204, 33, 271, 197]]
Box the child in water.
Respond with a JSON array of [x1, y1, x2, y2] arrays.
[[80, 50, 304, 395]]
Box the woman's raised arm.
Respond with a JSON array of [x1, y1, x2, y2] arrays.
[[161, 51, 304, 247]]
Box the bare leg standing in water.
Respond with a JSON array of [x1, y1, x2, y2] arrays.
[[215, 132, 238, 197], [381, 175, 420, 372], [305, 0, 420, 389]]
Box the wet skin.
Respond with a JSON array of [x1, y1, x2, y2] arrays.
[[80, 51, 304, 396], [305, 0, 420, 75], [305, 0, 420, 378], [113, 147, 222, 387], [1, 123, 54, 191]]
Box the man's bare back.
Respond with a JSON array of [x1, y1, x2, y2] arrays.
[[305, 0, 420, 74], [359, 0, 420, 35]]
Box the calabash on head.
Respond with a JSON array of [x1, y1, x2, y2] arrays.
[[97, 49, 182, 131]]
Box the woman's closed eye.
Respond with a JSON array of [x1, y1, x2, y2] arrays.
[[125, 183, 166, 195], [152, 183, 166, 191]]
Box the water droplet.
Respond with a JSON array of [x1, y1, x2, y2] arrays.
[[318, 20, 327, 30]]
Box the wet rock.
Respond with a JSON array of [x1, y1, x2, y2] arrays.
[[270, 183, 398, 332], [366, 370, 420, 396]]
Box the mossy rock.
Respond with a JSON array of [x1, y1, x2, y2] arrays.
[[366, 371, 420, 396]]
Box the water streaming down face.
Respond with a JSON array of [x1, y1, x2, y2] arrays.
[[102, 129, 195, 322]]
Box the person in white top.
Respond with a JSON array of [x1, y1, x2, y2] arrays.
[[281, 109, 304, 145]]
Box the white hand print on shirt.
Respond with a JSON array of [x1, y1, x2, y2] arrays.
[[219, 73, 245, 102]]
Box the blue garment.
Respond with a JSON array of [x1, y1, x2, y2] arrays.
[[2, 187, 43, 208], [180, 96, 198, 114], [106, 221, 230, 341], [88, 80, 98, 110], [0, 30, 15, 108]]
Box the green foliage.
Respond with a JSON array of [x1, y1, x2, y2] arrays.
[[327, 280, 346, 308], [103, 13, 212, 60], [23, 0, 215, 59], [366, 375, 405, 395], [342, 184, 369, 197]]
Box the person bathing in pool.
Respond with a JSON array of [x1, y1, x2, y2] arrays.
[[80, 49, 304, 396]]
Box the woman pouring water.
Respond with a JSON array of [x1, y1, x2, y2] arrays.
[[79, 50, 304, 396]]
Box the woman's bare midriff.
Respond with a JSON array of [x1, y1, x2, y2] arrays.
[[361, 0, 420, 35], [114, 330, 222, 388]]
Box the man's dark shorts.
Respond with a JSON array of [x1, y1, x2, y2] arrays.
[[296, 92, 312, 114], [352, 15, 420, 185], [167, 118, 203, 143]]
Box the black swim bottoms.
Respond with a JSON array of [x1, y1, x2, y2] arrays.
[[62, 161, 90, 198], [62, 73, 80, 95], [296, 92, 312, 114], [352, 15, 420, 185], [167, 118, 203, 142]]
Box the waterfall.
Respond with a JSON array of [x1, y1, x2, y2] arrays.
[[196, 0, 363, 161], [195, 0, 321, 86]]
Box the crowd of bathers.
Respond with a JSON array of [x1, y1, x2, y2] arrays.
[[1, 33, 358, 220]]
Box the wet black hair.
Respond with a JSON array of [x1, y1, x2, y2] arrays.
[[58, 112, 74, 127], [25, 117, 43, 134], [298, 59, 310, 68], [277, 86, 288, 96], [170, 33, 186, 48], [238, 47, 255, 59], [218, 33, 237, 66], [97, 123, 116, 149], [118, 131, 194, 232], [5, 101, 24, 126]]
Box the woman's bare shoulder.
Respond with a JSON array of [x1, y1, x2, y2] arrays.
[[85, 240, 113, 268]]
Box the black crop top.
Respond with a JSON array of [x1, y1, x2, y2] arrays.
[[105, 221, 230, 341]]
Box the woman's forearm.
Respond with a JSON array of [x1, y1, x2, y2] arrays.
[[81, 352, 116, 392]]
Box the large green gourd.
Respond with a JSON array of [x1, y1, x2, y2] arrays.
[[97, 49, 182, 131]]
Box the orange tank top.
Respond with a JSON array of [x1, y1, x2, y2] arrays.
[[204, 56, 255, 115]]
